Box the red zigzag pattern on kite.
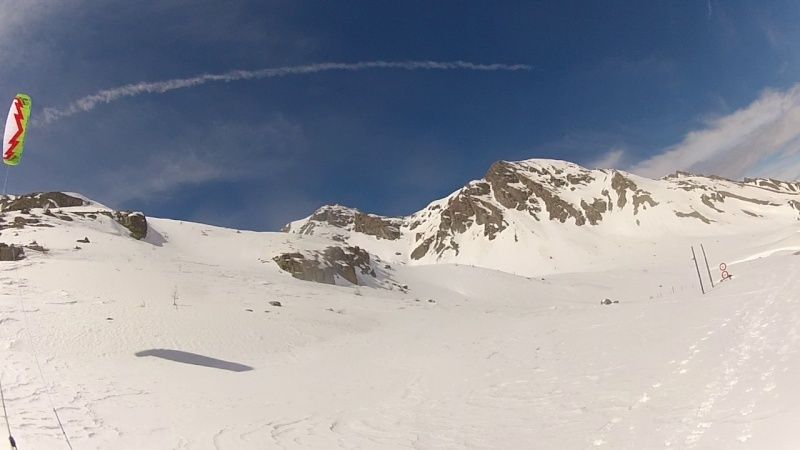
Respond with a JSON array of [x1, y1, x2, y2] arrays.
[[5, 97, 25, 160]]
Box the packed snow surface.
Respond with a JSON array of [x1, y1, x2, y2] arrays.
[[0, 200, 799, 448]]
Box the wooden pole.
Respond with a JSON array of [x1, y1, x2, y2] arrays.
[[700, 244, 714, 288], [691, 246, 705, 295]]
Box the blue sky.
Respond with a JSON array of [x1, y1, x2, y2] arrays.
[[2, 0, 800, 230]]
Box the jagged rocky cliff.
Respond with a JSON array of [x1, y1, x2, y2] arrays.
[[281, 159, 800, 276]]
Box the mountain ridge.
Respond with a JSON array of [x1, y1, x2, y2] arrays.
[[283, 158, 800, 275]]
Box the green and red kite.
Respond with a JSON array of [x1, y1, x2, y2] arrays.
[[3, 94, 32, 166]]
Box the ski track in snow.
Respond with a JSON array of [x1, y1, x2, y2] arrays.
[[587, 263, 800, 449]]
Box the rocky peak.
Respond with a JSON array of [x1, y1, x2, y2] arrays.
[[280, 157, 800, 273], [284, 204, 403, 241]]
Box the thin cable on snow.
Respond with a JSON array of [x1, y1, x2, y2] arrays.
[[17, 287, 73, 449]]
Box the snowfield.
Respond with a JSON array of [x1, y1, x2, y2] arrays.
[[0, 199, 799, 449]]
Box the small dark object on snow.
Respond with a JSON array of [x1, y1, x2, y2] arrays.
[[384, 264, 391, 269], [74, 246, 82, 250], [77, 237, 90, 243], [269, 300, 282, 307], [25, 241, 48, 253], [106, 317, 113, 321], [428, 299, 436, 303], [245, 309, 253, 312]]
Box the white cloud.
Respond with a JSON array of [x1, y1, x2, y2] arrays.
[[631, 84, 800, 180], [0, 0, 80, 61], [41, 60, 531, 124], [97, 116, 307, 204], [588, 148, 625, 169]]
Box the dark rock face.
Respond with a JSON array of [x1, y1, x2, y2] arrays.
[[413, 182, 506, 259], [0, 244, 23, 261], [611, 173, 637, 209], [273, 246, 376, 285], [71, 210, 148, 240], [1, 192, 85, 211], [609, 172, 658, 214], [113, 212, 147, 240], [308, 206, 354, 228], [0, 193, 148, 240], [273, 252, 335, 284], [5, 215, 51, 229], [410, 236, 434, 260], [744, 177, 800, 193], [581, 198, 608, 225], [486, 161, 588, 225], [675, 210, 714, 224], [412, 162, 661, 260], [291, 205, 402, 241], [72, 211, 147, 240], [353, 214, 401, 240]]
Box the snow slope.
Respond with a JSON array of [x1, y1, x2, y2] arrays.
[[286, 159, 800, 276], [0, 192, 799, 448]]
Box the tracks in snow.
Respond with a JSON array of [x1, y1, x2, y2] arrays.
[[591, 263, 800, 448]]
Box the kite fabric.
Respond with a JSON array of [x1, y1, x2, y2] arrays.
[[3, 94, 32, 166]]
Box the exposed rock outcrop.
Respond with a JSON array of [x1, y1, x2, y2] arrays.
[[0, 244, 23, 261], [286, 205, 402, 241], [353, 213, 401, 240], [114, 211, 148, 240], [0, 192, 86, 211], [72, 210, 148, 240], [273, 246, 376, 285]]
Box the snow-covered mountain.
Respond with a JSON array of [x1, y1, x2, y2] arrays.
[[2, 177, 800, 448], [284, 158, 800, 275]]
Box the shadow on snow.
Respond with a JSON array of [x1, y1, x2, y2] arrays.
[[135, 349, 253, 372]]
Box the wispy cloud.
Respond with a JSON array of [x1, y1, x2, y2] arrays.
[[0, 0, 79, 62], [589, 148, 626, 169], [96, 115, 307, 204], [41, 60, 531, 124], [631, 84, 800, 180]]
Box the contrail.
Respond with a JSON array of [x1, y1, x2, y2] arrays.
[[41, 60, 531, 124]]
